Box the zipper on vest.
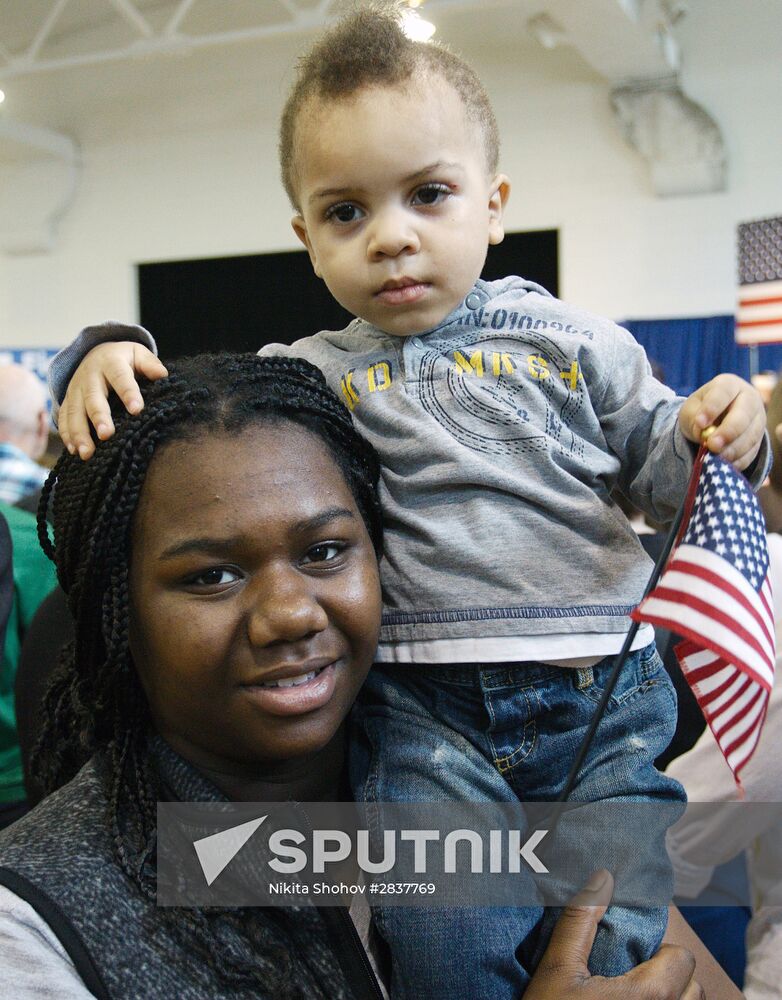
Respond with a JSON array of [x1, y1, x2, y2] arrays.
[[316, 904, 386, 1000], [293, 804, 385, 999]]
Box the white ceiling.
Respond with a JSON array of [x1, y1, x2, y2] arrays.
[[0, 3, 778, 179], [0, 1, 573, 136], [1, 0, 562, 83], [0, 0, 341, 77]]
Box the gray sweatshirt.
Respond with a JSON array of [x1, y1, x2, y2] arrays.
[[49, 276, 770, 655]]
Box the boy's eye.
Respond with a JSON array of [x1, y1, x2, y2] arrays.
[[412, 183, 450, 207], [301, 542, 344, 565], [325, 202, 364, 224], [188, 567, 242, 588]]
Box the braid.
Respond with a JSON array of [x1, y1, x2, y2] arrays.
[[30, 352, 382, 996]]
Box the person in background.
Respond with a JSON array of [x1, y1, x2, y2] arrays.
[[751, 371, 777, 409], [0, 517, 12, 693], [0, 502, 57, 829], [758, 378, 782, 533], [14, 586, 72, 808], [0, 365, 50, 506]]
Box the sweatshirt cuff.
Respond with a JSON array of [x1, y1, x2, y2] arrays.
[[48, 321, 157, 425], [743, 430, 772, 490], [672, 419, 699, 468]]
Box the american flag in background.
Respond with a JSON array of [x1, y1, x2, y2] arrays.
[[632, 449, 775, 786], [736, 215, 782, 344]]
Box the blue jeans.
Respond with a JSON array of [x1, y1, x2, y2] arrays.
[[350, 644, 686, 999]]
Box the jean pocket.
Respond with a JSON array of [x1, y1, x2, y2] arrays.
[[576, 644, 668, 713]]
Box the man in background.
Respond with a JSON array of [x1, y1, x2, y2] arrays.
[[0, 518, 11, 681], [0, 365, 49, 506], [0, 502, 57, 828]]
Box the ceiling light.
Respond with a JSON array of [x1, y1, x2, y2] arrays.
[[0, 90, 5, 105], [402, 10, 436, 42]]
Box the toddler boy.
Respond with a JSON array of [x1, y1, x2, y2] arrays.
[[52, 5, 768, 997]]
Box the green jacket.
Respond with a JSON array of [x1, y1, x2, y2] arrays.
[[0, 503, 57, 803]]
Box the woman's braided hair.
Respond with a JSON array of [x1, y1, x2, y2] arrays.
[[32, 351, 382, 996]]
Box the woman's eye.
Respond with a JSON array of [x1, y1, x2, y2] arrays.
[[189, 568, 241, 588], [325, 202, 363, 224], [413, 183, 450, 207], [301, 543, 343, 565]]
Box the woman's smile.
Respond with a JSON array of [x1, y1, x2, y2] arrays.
[[240, 660, 339, 716]]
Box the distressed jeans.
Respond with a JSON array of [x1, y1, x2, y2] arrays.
[[350, 643, 686, 999]]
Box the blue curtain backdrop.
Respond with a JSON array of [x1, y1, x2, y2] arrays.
[[622, 316, 782, 397]]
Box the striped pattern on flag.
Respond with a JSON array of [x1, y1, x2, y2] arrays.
[[736, 216, 782, 345], [676, 640, 770, 779], [632, 448, 775, 785]]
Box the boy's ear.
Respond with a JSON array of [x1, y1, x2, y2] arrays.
[[291, 215, 322, 277], [488, 174, 511, 246]]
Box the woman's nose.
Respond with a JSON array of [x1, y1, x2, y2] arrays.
[[367, 208, 420, 261], [246, 569, 329, 646]]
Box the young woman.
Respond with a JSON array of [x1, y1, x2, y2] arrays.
[[0, 353, 705, 998]]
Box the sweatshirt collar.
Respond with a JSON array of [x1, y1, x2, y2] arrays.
[[353, 280, 495, 343]]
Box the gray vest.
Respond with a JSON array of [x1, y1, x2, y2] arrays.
[[0, 743, 376, 999]]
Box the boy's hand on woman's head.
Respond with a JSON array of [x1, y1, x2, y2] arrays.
[[59, 342, 167, 460], [678, 373, 766, 472], [526, 871, 703, 1000]]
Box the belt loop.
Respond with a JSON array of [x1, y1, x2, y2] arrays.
[[575, 666, 594, 690]]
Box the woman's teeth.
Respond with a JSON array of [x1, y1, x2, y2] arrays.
[[260, 667, 324, 689]]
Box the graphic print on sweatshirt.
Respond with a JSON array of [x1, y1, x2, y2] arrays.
[[338, 325, 593, 460]]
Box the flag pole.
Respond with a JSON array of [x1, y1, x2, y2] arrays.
[[555, 481, 692, 807]]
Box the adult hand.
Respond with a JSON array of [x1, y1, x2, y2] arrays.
[[525, 871, 702, 999], [59, 341, 167, 459]]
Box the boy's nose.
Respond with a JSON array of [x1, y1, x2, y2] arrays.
[[246, 569, 329, 646], [366, 209, 420, 260]]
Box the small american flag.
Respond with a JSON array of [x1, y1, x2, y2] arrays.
[[631, 448, 775, 786], [736, 215, 782, 345]]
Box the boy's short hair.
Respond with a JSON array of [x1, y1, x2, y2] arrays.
[[279, 1, 500, 209]]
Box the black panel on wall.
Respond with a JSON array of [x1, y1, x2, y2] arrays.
[[483, 229, 558, 294], [137, 229, 558, 361]]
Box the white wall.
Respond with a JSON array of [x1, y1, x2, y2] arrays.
[[0, 0, 780, 348]]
